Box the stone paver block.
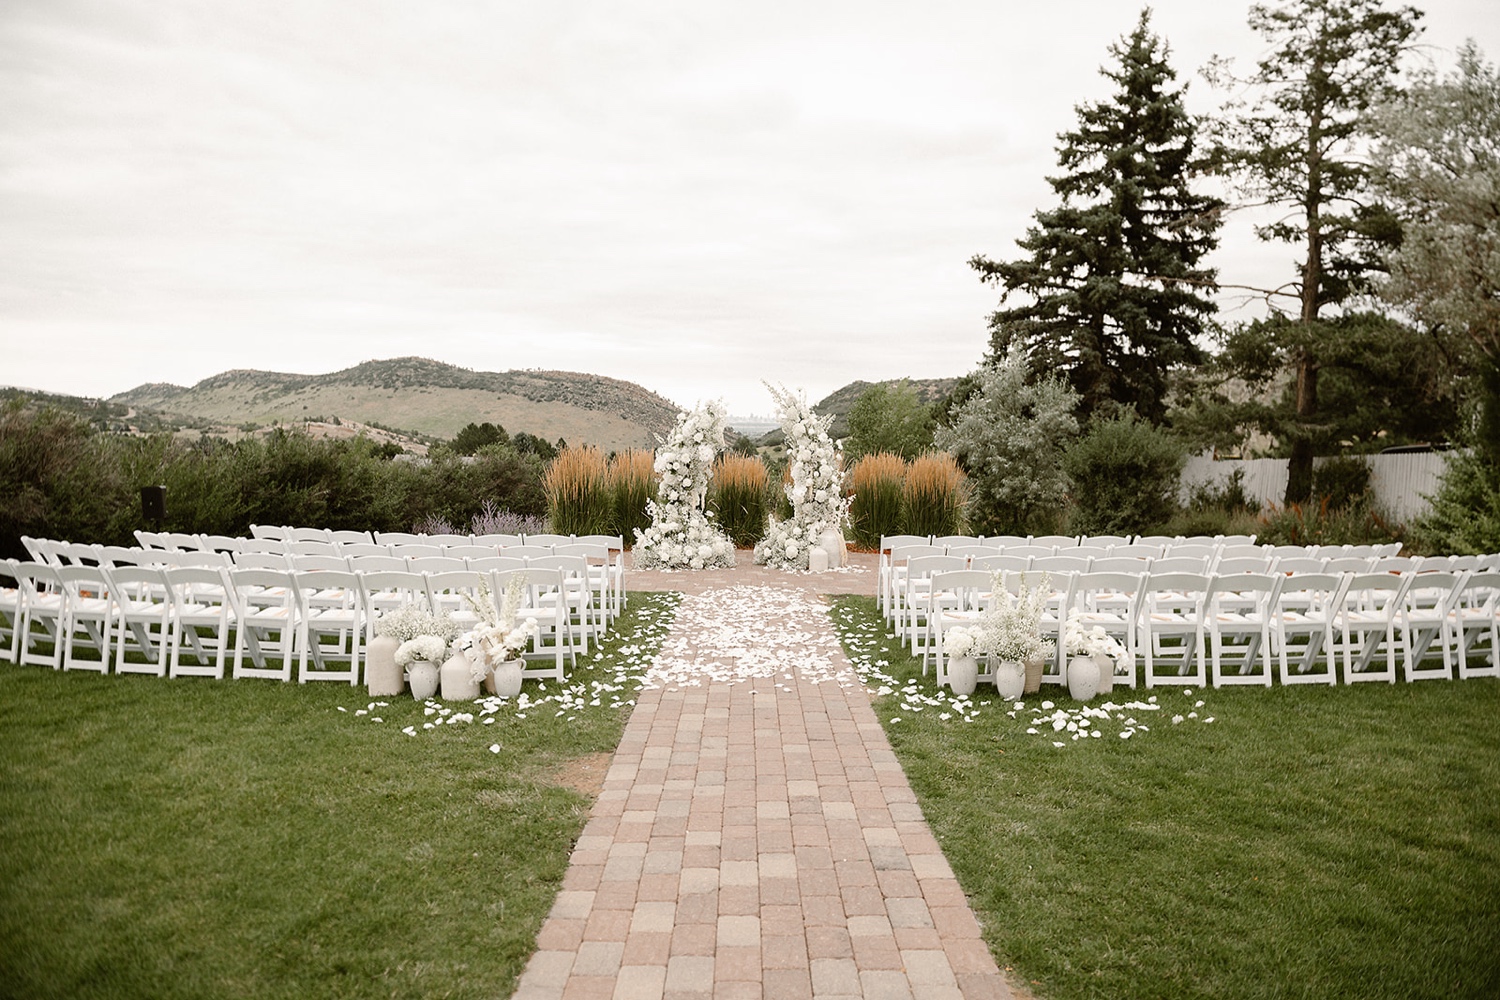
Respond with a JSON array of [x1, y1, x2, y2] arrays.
[[886, 896, 934, 929], [901, 949, 959, 988], [805, 925, 852, 959], [519, 948, 575, 988], [630, 900, 676, 934], [572, 940, 625, 978], [718, 859, 758, 886], [859, 969, 916, 1000], [550, 889, 595, 920], [847, 913, 894, 938], [663, 954, 714, 994], [810, 957, 862, 996], [671, 922, 716, 956], [716, 913, 760, 948], [714, 944, 761, 982], [612, 964, 667, 1000]]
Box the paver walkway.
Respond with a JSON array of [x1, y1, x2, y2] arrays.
[[510, 553, 1010, 1000]]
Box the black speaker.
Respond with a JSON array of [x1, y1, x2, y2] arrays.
[[140, 485, 167, 523]]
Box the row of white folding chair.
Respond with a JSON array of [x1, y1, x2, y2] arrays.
[[3, 561, 581, 685], [919, 569, 1499, 691]]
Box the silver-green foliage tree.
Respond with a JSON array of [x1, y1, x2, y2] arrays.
[[971, 9, 1222, 423], [1372, 41, 1500, 461], [1205, 0, 1423, 502], [934, 348, 1079, 535]]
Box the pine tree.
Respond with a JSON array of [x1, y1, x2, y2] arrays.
[[970, 9, 1222, 423]]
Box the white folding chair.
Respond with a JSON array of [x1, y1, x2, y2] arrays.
[[523, 533, 574, 547], [1337, 573, 1412, 684], [1060, 571, 1146, 689], [423, 569, 490, 627], [1273, 573, 1347, 685], [557, 541, 617, 628], [969, 553, 1032, 575], [1032, 555, 1092, 574], [899, 555, 967, 653], [106, 565, 172, 676], [406, 555, 469, 575], [466, 555, 528, 575], [1214, 556, 1277, 575], [529, 554, 600, 655], [1080, 535, 1132, 549], [926, 569, 994, 680], [576, 534, 627, 618], [1324, 556, 1375, 575], [1399, 571, 1461, 681], [1030, 535, 1080, 549], [0, 560, 22, 663], [340, 542, 391, 557], [287, 527, 334, 543], [14, 561, 67, 669], [348, 555, 409, 575], [357, 570, 430, 638], [249, 524, 290, 540], [329, 530, 375, 545], [1206, 573, 1281, 688], [374, 531, 425, 546], [163, 566, 235, 679], [199, 534, 244, 554], [474, 533, 524, 547], [291, 570, 363, 684], [1450, 571, 1500, 679], [227, 568, 300, 681], [390, 544, 444, 561], [54, 564, 114, 673], [493, 567, 567, 680], [1110, 544, 1165, 559], [994, 569, 1072, 685], [234, 551, 291, 571], [982, 534, 1029, 548], [1139, 572, 1211, 687]]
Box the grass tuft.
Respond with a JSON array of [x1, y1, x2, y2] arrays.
[[901, 451, 968, 536], [707, 455, 770, 547], [543, 445, 612, 536], [847, 452, 907, 548], [607, 449, 656, 543]]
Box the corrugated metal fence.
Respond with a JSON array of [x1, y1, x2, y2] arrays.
[[1180, 452, 1456, 524]]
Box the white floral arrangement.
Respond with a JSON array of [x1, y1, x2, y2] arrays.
[[754, 383, 852, 571], [395, 633, 449, 668], [634, 401, 737, 570], [942, 626, 981, 659], [377, 601, 460, 671], [980, 571, 1056, 663], [1063, 623, 1125, 663], [460, 575, 539, 682]]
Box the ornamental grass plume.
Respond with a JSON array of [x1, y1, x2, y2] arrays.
[[902, 452, 968, 536], [607, 449, 656, 543], [847, 452, 907, 548], [708, 455, 771, 547], [544, 445, 612, 536]]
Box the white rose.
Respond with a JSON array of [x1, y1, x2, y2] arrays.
[[785, 542, 798, 558], [698, 544, 712, 559]]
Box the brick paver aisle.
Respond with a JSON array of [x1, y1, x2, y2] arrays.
[[511, 561, 1010, 1000]]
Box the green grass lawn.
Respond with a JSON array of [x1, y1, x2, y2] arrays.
[[830, 595, 1500, 1000], [0, 592, 678, 1000]]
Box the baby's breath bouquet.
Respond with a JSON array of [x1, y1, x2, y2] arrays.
[[980, 571, 1055, 663], [375, 600, 460, 668]]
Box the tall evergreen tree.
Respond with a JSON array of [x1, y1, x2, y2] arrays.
[[970, 9, 1222, 423], [1204, 0, 1422, 503]]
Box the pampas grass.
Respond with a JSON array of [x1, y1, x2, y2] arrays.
[[607, 449, 656, 544], [902, 452, 968, 536], [544, 445, 612, 536], [708, 455, 771, 547], [847, 452, 907, 548]]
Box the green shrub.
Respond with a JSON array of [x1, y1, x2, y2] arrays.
[[1061, 411, 1185, 536], [1413, 450, 1500, 555], [1185, 467, 1262, 516], [1311, 455, 1372, 511], [846, 453, 906, 548], [843, 381, 936, 461], [901, 452, 968, 537], [707, 455, 770, 547], [1256, 498, 1404, 548]]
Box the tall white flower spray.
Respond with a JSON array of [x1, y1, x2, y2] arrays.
[[754, 383, 852, 571], [633, 401, 736, 570]]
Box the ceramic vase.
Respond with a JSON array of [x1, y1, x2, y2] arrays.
[[818, 529, 846, 569], [440, 649, 481, 701], [407, 660, 440, 701], [1066, 654, 1100, 702], [947, 655, 979, 696], [994, 659, 1025, 700], [808, 546, 830, 573], [366, 634, 403, 696], [1023, 652, 1046, 694], [488, 657, 524, 699], [1092, 652, 1116, 695]]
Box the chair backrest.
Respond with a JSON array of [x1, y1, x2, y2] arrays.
[[234, 551, 292, 571], [329, 530, 375, 545], [374, 531, 425, 546], [1079, 535, 1131, 549], [1109, 544, 1164, 559], [1442, 555, 1479, 572], [1277, 572, 1350, 616], [161, 532, 202, 551], [1029, 535, 1080, 549], [1266, 544, 1314, 559], [198, 534, 244, 554], [389, 543, 444, 559], [523, 533, 574, 546], [1340, 544, 1380, 558], [998, 544, 1055, 559], [132, 530, 168, 550], [475, 533, 524, 547], [104, 564, 169, 602], [1032, 555, 1092, 574], [980, 535, 1029, 548], [1149, 556, 1210, 574], [225, 567, 298, 615], [97, 545, 148, 567], [1166, 543, 1217, 560], [239, 537, 291, 555], [1340, 572, 1411, 619], [1218, 544, 1265, 560], [287, 527, 333, 543], [161, 551, 232, 569], [340, 542, 391, 557], [1089, 556, 1153, 574], [575, 534, 625, 549], [287, 539, 341, 557], [423, 569, 490, 611], [890, 544, 944, 564], [406, 556, 469, 575], [905, 555, 967, 581], [1132, 535, 1180, 547], [1323, 557, 1375, 575], [467, 555, 528, 574], [944, 544, 997, 559], [1141, 572, 1213, 615], [249, 524, 290, 540], [969, 554, 1032, 574], [291, 554, 351, 572], [347, 555, 410, 573], [928, 570, 996, 612], [1215, 534, 1259, 546], [1067, 546, 1111, 561], [424, 533, 475, 547], [57, 542, 102, 566], [1214, 556, 1276, 575], [1372, 556, 1418, 574], [443, 544, 498, 560], [1207, 571, 1281, 602], [934, 535, 982, 548], [1064, 570, 1147, 626], [162, 565, 231, 607], [1275, 557, 1326, 575]]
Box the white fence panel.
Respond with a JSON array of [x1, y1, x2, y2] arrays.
[[1181, 452, 1455, 524]]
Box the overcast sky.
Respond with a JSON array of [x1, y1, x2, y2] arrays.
[[3, 1, 1496, 418]]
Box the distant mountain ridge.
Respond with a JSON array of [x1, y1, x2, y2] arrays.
[[109, 357, 680, 452]]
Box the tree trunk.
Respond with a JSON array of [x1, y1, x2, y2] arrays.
[[1285, 355, 1318, 505], [1286, 101, 1325, 508]]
